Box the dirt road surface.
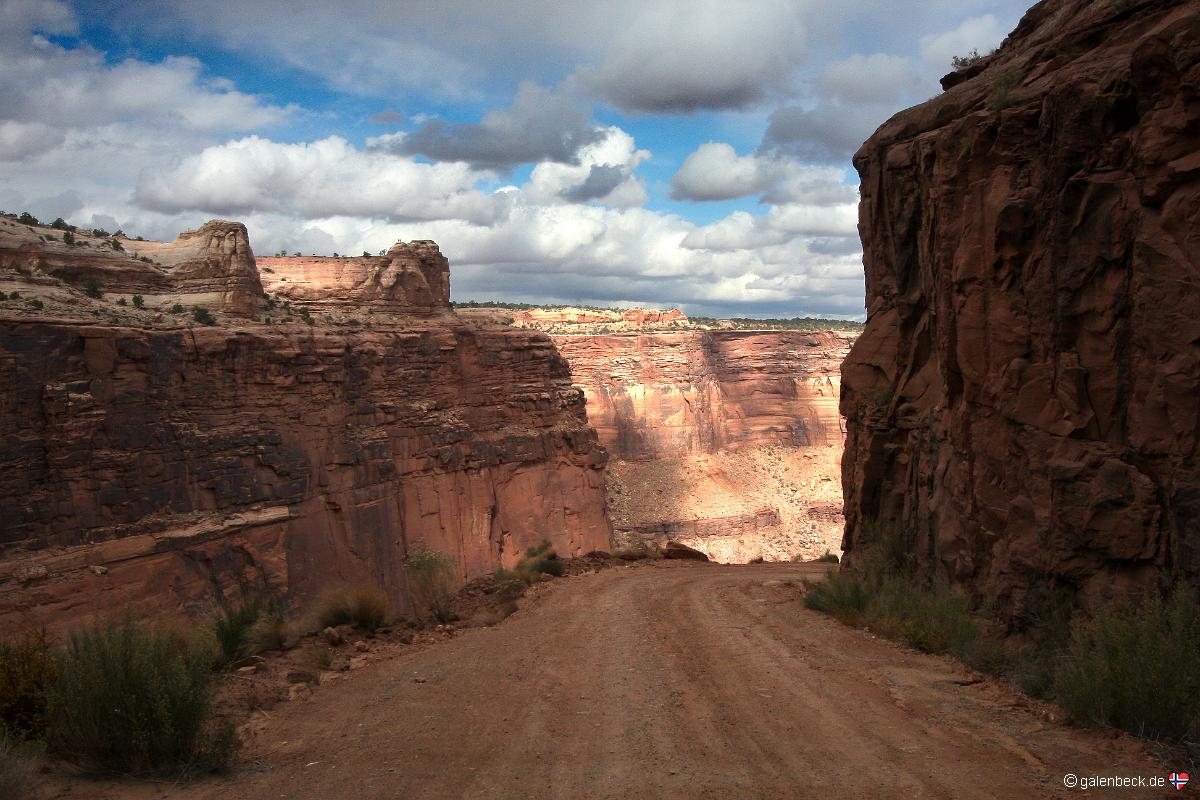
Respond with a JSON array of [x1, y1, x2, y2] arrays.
[[60, 562, 1167, 799]]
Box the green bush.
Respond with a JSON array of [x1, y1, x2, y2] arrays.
[[116, 297, 126, 306], [803, 526, 983, 663], [0, 629, 58, 740], [191, 306, 216, 325], [170, 303, 184, 314], [132, 294, 144, 309], [83, 278, 101, 299], [529, 557, 564, 577], [815, 550, 840, 563], [17, 213, 38, 226], [212, 599, 263, 668], [62, 230, 75, 245], [951, 48, 987, 70], [404, 547, 456, 624], [988, 72, 1019, 111], [314, 586, 389, 633], [1052, 584, 1200, 741], [492, 569, 527, 601], [27, 299, 42, 311], [49, 616, 237, 775]]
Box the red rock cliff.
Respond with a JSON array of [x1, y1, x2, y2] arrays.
[[257, 240, 450, 312], [0, 223, 610, 633], [841, 0, 1200, 617], [555, 330, 853, 460]]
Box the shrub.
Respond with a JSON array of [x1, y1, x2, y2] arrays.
[[49, 218, 69, 231], [803, 525, 981, 662], [1052, 584, 1200, 741], [513, 541, 565, 580], [27, 299, 42, 310], [83, 278, 101, 299], [529, 556, 564, 577], [49, 616, 237, 774], [170, 303, 184, 314], [0, 292, 7, 302], [492, 569, 527, 601], [988, 72, 1019, 111], [816, 550, 840, 563], [212, 598, 263, 667], [951, 48, 987, 70], [108, 238, 123, 251], [404, 547, 456, 624], [17, 213, 38, 226], [0, 629, 58, 740], [0, 732, 41, 799], [116, 297, 126, 306], [191, 306, 216, 325], [61, 230, 75, 245], [6, 292, 16, 300], [132, 294, 144, 309], [246, 613, 287, 654], [314, 586, 389, 633]]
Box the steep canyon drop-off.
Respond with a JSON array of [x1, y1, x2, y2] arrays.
[[841, 0, 1200, 617], [0, 222, 610, 632]]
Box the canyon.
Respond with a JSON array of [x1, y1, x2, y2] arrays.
[[553, 330, 853, 562], [0, 219, 609, 634], [842, 0, 1200, 620]]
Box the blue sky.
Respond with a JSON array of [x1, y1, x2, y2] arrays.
[[1, 0, 1028, 318]]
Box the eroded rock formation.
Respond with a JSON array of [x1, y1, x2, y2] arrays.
[[0, 219, 266, 316], [555, 331, 851, 460], [257, 241, 450, 312], [554, 330, 854, 562], [0, 221, 610, 633], [841, 0, 1200, 618]]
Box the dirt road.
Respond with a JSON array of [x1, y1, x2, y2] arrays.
[[72, 562, 1166, 799]]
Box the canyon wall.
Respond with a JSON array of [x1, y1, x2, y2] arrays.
[[0, 218, 610, 633], [554, 331, 851, 460], [555, 330, 853, 562], [841, 0, 1200, 619]]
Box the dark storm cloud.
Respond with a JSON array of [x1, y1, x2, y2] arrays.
[[759, 103, 892, 164], [389, 82, 602, 170], [560, 164, 628, 202]]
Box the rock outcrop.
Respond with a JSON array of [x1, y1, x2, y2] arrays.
[[0, 223, 610, 633], [555, 330, 853, 563], [555, 331, 851, 460], [841, 0, 1200, 619], [457, 306, 692, 334], [124, 221, 265, 314], [0, 218, 265, 315], [257, 241, 450, 312]]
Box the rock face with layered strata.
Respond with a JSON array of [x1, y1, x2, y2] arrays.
[[841, 0, 1200, 619], [0, 223, 610, 633], [555, 331, 851, 460], [257, 241, 450, 312], [124, 221, 265, 314]]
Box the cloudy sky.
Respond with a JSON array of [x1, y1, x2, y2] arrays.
[[1, 0, 1027, 318]]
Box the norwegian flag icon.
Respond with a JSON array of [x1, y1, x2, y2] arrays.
[[1169, 772, 1190, 790]]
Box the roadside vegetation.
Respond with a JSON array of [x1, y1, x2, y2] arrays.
[[805, 526, 1200, 750]]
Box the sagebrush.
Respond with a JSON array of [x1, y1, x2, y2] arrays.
[[49, 616, 237, 775]]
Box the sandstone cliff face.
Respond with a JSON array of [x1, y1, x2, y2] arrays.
[[457, 306, 692, 335], [0, 219, 266, 316], [555, 330, 852, 563], [555, 331, 851, 460], [0, 227, 610, 633], [257, 240, 451, 312], [841, 0, 1200, 618], [124, 221, 265, 315]]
